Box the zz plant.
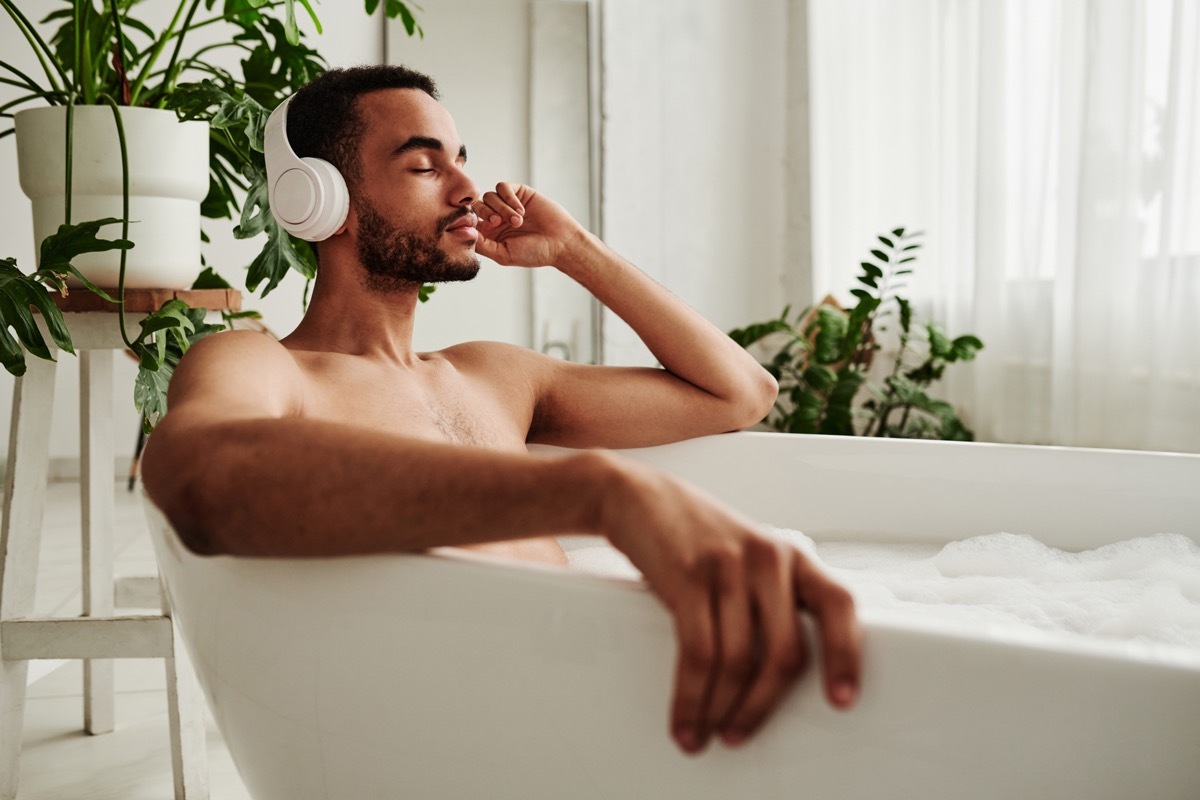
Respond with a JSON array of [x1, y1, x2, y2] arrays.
[[0, 0, 421, 428], [729, 228, 985, 440]]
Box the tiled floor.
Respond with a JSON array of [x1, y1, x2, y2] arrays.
[[14, 480, 253, 800]]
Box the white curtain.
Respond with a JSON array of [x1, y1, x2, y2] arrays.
[[811, 0, 1200, 452]]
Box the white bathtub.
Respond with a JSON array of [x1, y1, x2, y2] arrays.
[[145, 432, 1200, 799]]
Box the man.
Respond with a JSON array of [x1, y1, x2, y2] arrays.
[[142, 65, 861, 756]]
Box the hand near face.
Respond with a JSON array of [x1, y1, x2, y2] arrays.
[[471, 182, 587, 268]]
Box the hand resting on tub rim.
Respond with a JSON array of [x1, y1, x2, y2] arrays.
[[140, 64, 861, 756]]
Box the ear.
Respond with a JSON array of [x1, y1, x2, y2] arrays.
[[333, 198, 356, 237]]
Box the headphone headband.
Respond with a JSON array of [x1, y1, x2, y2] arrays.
[[264, 96, 349, 242]]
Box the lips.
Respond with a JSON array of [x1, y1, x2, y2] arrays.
[[443, 213, 479, 233]]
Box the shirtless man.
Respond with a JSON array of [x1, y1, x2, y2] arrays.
[[141, 65, 860, 756]]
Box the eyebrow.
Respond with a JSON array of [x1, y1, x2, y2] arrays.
[[392, 136, 468, 161]]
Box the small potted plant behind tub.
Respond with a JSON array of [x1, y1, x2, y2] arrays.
[[730, 229, 985, 440], [0, 0, 423, 427]]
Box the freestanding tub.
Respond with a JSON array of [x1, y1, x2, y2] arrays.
[[145, 432, 1200, 799]]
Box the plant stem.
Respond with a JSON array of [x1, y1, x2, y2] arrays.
[[107, 0, 131, 104], [99, 95, 135, 351], [0, 70, 57, 98], [170, 1, 288, 36], [0, 0, 68, 94], [160, 0, 205, 102], [74, 0, 84, 101], [128, 0, 190, 106], [64, 101, 74, 224]]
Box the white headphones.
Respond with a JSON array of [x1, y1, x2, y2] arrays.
[[264, 96, 350, 241]]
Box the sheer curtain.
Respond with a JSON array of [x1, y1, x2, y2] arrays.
[[810, 0, 1200, 451]]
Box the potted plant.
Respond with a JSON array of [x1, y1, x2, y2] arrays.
[[729, 228, 985, 440], [0, 0, 422, 427]]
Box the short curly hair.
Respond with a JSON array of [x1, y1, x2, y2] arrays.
[[285, 65, 439, 188]]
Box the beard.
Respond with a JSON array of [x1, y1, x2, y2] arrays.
[[354, 197, 480, 293]]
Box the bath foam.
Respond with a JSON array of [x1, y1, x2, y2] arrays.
[[565, 530, 1200, 650]]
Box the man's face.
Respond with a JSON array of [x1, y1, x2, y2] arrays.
[[347, 89, 482, 292]]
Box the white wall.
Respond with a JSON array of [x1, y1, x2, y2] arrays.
[[599, 0, 807, 366], [385, 0, 535, 353]]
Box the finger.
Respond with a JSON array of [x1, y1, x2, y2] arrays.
[[669, 595, 717, 755], [793, 555, 861, 709], [495, 182, 527, 216], [479, 190, 523, 227], [719, 546, 808, 745], [471, 234, 503, 263], [706, 557, 755, 739]]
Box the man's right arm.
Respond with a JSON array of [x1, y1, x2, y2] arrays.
[[143, 330, 862, 755]]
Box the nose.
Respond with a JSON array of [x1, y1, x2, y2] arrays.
[[451, 164, 479, 208]]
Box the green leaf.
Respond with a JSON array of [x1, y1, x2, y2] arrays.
[[728, 317, 793, 348], [133, 301, 225, 429], [0, 291, 50, 362], [802, 364, 837, 392], [37, 219, 133, 276], [949, 334, 984, 362], [927, 323, 952, 359], [870, 249, 890, 263], [394, 1, 423, 37], [191, 267, 235, 290], [891, 227, 905, 238], [820, 367, 866, 435], [812, 306, 849, 364], [878, 235, 894, 248], [897, 297, 912, 335]]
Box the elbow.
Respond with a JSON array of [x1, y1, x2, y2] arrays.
[[728, 366, 778, 431], [141, 421, 227, 556]]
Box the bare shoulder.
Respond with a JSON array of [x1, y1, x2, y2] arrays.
[[436, 340, 558, 409], [438, 340, 545, 372], [166, 329, 305, 421]]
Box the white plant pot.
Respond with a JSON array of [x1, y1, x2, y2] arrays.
[[15, 106, 209, 290]]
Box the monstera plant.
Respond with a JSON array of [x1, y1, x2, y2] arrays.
[[0, 0, 422, 428]]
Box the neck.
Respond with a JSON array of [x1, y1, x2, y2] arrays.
[[280, 257, 424, 366]]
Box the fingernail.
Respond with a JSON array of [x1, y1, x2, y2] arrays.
[[677, 727, 711, 754], [832, 681, 857, 707], [510, 214, 522, 226], [721, 730, 746, 747]]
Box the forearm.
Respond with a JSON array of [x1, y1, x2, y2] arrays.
[[142, 416, 609, 557], [557, 231, 776, 411]]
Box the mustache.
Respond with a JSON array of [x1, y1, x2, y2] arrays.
[[437, 208, 474, 234]]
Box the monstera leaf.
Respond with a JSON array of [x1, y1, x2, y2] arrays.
[[0, 220, 132, 377], [133, 300, 224, 431]]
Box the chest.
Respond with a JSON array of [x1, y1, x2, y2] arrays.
[[295, 358, 525, 449]]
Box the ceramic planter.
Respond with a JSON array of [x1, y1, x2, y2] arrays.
[[14, 106, 209, 290]]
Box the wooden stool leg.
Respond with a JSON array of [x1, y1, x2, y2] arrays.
[[163, 588, 209, 800], [0, 358, 57, 800], [80, 349, 116, 735]]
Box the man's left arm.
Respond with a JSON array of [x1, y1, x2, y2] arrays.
[[472, 183, 778, 448]]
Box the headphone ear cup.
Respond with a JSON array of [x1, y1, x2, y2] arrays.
[[295, 157, 349, 242]]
